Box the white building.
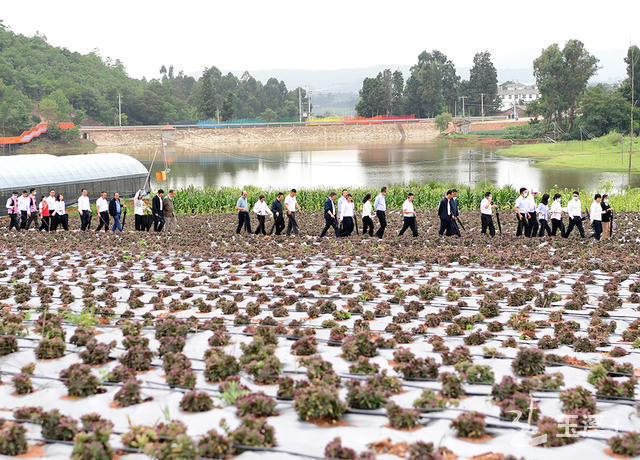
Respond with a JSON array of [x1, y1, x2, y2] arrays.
[[498, 82, 540, 111]]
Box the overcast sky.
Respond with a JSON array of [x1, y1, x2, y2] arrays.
[[2, 0, 638, 80]]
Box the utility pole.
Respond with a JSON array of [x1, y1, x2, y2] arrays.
[[298, 88, 302, 123], [480, 93, 484, 122], [454, 100, 457, 118], [307, 87, 312, 119], [459, 96, 467, 119], [630, 46, 635, 182], [118, 93, 122, 127]]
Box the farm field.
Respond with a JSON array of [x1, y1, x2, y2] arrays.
[[2, 211, 640, 459]]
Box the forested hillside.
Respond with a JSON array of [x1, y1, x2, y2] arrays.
[[0, 21, 306, 135]]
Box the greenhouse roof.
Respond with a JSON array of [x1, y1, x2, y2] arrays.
[[0, 153, 148, 189]]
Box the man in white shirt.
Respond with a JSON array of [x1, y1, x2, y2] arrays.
[[253, 194, 272, 236], [78, 188, 91, 231], [374, 186, 388, 238], [18, 190, 29, 230], [339, 194, 355, 236], [514, 187, 531, 237], [563, 191, 585, 238], [337, 189, 348, 220], [549, 193, 564, 236], [589, 194, 604, 241], [398, 193, 418, 237], [526, 190, 539, 236], [480, 192, 496, 237], [95, 191, 110, 233], [284, 189, 301, 236]]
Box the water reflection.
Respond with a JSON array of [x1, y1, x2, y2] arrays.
[[117, 142, 639, 192]]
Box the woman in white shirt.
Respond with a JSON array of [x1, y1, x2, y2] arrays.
[[339, 194, 355, 237], [52, 194, 68, 231], [133, 190, 149, 231], [549, 193, 564, 236], [537, 193, 552, 237], [361, 193, 374, 236]]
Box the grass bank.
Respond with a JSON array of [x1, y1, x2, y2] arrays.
[[16, 137, 97, 154], [498, 132, 640, 172], [173, 182, 640, 214]]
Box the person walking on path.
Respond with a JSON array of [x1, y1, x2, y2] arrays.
[[152, 189, 165, 232], [109, 192, 124, 233], [25, 188, 39, 230], [563, 191, 586, 239], [163, 190, 177, 232], [78, 189, 91, 231], [480, 192, 496, 237], [253, 194, 272, 235], [271, 193, 285, 235], [6, 192, 20, 231], [284, 189, 301, 236], [320, 192, 338, 237], [235, 190, 251, 234], [398, 193, 418, 237], [95, 191, 110, 233], [374, 186, 387, 238], [361, 193, 375, 237]]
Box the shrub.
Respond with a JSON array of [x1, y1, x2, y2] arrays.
[[608, 432, 640, 457], [341, 332, 378, 361], [533, 416, 578, 447], [106, 364, 135, 383], [180, 391, 214, 412], [60, 363, 103, 397], [121, 425, 157, 450], [398, 357, 439, 380], [80, 339, 115, 365], [294, 384, 346, 422], [348, 357, 380, 375], [71, 427, 113, 460], [573, 337, 596, 352], [559, 386, 596, 414], [451, 411, 487, 438], [197, 429, 231, 459], [512, 347, 545, 376], [594, 376, 637, 399], [0, 335, 18, 356], [386, 402, 420, 430], [12, 373, 33, 395], [498, 393, 539, 422], [367, 370, 402, 395], [346, 380, 386, 409], [118, 344, 153, 371], [13, 406, 43, 422], [0, 424, 28, 456], [236, 392, 277, 417], [292, 336, 317, 356], [205, 351, 240, 382], [114, 379, 143, 407], [80, 413, 114, 432], [537, 335, 559, 349], [461, 364, 495, 384], [407, 441, 442, 460], [413, 389, 447, 410], [227, 416, 276, 453], [324, 437, 357, 459], [35, 337, 65, 359], [41, 409, 78, 441]]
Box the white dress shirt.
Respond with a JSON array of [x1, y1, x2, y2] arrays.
[[526, 195, 537, 213], [284, 194, 297, 213], [374, 193, 386, 212], [46, 195, 57, 211], [253, 200, 272, 216], [134, 198, 146, 215], [480, 198, 492, 215], [567, 198, 582, 218], [77, 195, 91, 212], [54, 200, 66, 216], [550, 200, 563, 220], [514, 195, 527, 214], [340, 201, 354, 218], [17, 195, 29, 212], [402, 199, 415, 217], [337, 196, 347, 219], [362, 201, 373, 218], [590, 201, 603, 222], [96, 197, 108, 213]]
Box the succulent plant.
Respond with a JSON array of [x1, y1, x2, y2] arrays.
[[60, 363, 104, 397], [398, 357, 439, 380], [197, 429, 231, 458], [413, 389, 448, 410], [294, 384, 346, 422], [0, 423, 28, 456], [41, 409, 78, 441], [12, 372, 33, 395], [386, 401, 420, 429], [324, 437, 358, 459], [346, 380, 386, 409], [226, 416, 276, 453], [236, 392, 277, 417], [341, 331, 378, 361], [533, 416, 578, 447], [122, 425, 157, 449], [180, 391, 214, 412], [512, 347, 545, 376], [560, 386, 596, 414], [0, 335, 18, 356], [35, 337, 66, 359], [71, 426, 113, 460], [451, 411, 487, 438], [113, 379, 143, 407], [292, 335, 318, 356], [608, 432, 640, 457]]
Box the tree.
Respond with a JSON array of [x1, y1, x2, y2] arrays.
[[0, 83, 31, 135], [391, 70, 404, 115], [221, 92, 235, 121], [159, 65, 167, 76], [533, 39, 598, 131], [434, 112, 452, 132], [260, 108, 278, 122], [403, 50, 459, 117], [468, 51, 500, 116], [355, 77, 385, 117], [578, 85, 629, 137], [620, 45, 640, 104]]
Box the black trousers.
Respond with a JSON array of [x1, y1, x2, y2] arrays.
[[399, 216, 418, 236], [236, 211, 251, 233], [56, 214, 69, 231], [96, 211, 110, 232], [135, 214, 143, 231], [25, 212, 39, 230], [80, 210, 91, 231], [273, 216, 285, 235], [362, 216, 374, 236], [375, 210, 387, 238], [255, 215, 267, 235], [438, 217, 450, 236], [20, 211, 28, 229], [564, 216, 585, 238], [516, 213, 531, 237], [481, 214, 495, 237], [538, 218, 552, 237], [527, 214, 538, 237], [551, 219, 563, 236], [39, 215, 51, 232], [320, 217, 338, 237], [593, 220, 602, 240], [154, 211, 165, 232], [448, 218, 461, 236], [286, 212, 299, 235], [341, 216, 354, 236], [9, 214, 20, 231]]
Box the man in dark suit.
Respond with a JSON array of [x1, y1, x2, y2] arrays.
[[109, 192, 124, 232], [152, 189, 165, 232], [438, 190, 454, 236], [271, 193, 285, 235], [320, 192, 338, 237], [449, 189, 461, 236]]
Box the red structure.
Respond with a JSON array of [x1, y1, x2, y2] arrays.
[[0, 122, 75, 145]]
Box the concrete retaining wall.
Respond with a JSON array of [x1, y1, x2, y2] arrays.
[[82, 121, 439, 149]]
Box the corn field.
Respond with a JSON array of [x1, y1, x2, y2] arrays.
[[172, 182, 640, 214]]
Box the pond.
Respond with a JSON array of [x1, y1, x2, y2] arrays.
[[111, 141, 640, 192]]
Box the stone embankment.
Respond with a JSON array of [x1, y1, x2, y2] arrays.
[[82, 121, 439, 149]]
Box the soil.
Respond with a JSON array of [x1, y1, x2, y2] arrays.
[[368, 438, 410, 456], [604, 448, 634, 459], [307, 418, 352, 428], [470, 454, 506, 460], [16, 443, 46, 458], [382, 423, 423, 432], [457, 433, 495, 443]]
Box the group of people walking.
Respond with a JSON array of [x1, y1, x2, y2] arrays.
[[234, 186, 614, 241], [5, 188, 178, 234]]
